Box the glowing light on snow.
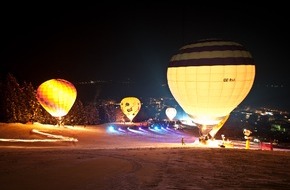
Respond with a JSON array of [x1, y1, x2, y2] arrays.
[[0, 129, 78, 142]]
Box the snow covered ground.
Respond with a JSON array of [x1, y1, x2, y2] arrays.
[[1, 122, 290, 189]]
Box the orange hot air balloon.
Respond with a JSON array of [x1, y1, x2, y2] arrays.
[[36, 79, 77, 123], [166, 107, 177, 121], [167, 39, 255, 139], [120, 97, 141, 122]]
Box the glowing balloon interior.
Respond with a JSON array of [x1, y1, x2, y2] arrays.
[[36, 79, 77, 118], [120, 97, 141, 122], [167, 39, 255, 138], [166, 107, 177, 121]]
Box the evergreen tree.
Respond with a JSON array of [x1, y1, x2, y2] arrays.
[[21, 81, 41, 123], [101, 99, 118, 123], [4, 73, 22, 122], [0, 79, 5, 121], [2, 73, 53, 124], [84, 102, 100, 125], [115, 108, 126, 122], [64, 99, 87, 126]]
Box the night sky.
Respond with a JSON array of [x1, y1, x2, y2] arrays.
[[1, 3, 290, 110]]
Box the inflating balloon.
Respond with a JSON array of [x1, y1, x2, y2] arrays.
[[120, 97, 141, 122], [36, 79, 77, 125], [165, 107, 177, 121], [167, 39, 255, 139]]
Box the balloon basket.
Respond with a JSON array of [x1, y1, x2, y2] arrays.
[[198, 135, 209, 145], [56, 117, 64, 127]]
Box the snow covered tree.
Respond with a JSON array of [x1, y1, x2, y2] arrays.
[[3, 73, 50, 124], [21, 81, 43, 123], [100, 99, 118, 123], [0, 79, 5, 121], [63, 99, 87, 126], [84, 102, 100, 125], [4, 73, 23, 122]]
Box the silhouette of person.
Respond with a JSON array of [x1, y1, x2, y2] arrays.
[[181, 137, 185, 145]]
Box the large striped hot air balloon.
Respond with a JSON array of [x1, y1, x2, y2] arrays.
[[120, 97, 141, 122], [167, 39, 255, 139], [36, 79, 77, 125]]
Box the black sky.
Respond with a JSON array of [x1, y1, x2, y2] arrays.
[[1, 2, 290, 110]]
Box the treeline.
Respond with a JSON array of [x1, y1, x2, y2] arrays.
[[0, 73, 148, 126]]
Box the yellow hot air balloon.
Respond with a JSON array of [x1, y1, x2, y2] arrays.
[[120, 97, 141, 122], [167, 39, 255, 139], [36, 79, 77, 125], [165, 107, 177, 121]]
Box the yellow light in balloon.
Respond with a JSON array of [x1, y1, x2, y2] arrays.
[[120, 97, 141, 122], [36, 79, 77, 117]]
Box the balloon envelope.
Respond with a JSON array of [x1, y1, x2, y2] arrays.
[[166, 107, 177, 120], [120, 97, 141, 122], [36, 79, 77, 117], [167, 39, 255, 136]]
